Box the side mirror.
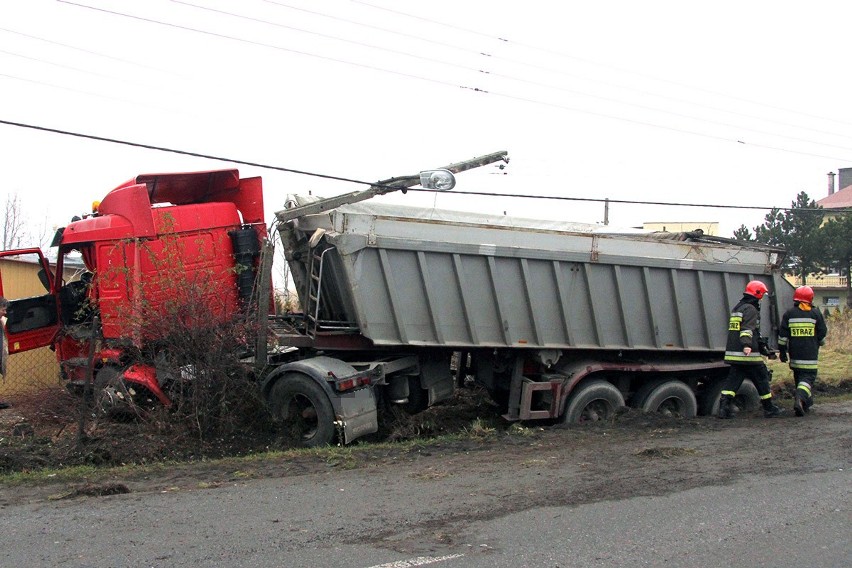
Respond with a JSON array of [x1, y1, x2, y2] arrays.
[[37, 267, 53, 292]]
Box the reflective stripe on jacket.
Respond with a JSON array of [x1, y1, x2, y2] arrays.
[[779, 304, 827, 370], [724, 297, 763, 365]]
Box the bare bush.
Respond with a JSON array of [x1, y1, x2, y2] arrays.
[[274, 288, 300, 313], [80, 222, 272, 444], [825, 310, 852, 354]]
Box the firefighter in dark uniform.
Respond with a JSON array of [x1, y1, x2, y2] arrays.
[[719, 280, 782, 419], [778, 286, 828, 416]]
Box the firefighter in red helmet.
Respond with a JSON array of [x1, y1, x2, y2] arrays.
[[719, 280, 782, 418], [779, 286, 828, 416]]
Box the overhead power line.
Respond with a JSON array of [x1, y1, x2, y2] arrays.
[[350, 0, 852, 129], [262, 0, 852, 143], [54, 0, 466, 91], [0, 48, 153, 87], [410, 188, 848, 213], [2, 118, 846, 215], [0, 119, 374, 187], [49, 1, 852, 162], [0, 73, 185, 115], [0, 26, 176, 74], [162, 1, 852, 153]]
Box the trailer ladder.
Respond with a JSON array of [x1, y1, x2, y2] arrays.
[[305, 245, 359, 337]]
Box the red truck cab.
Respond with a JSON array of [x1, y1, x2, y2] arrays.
[[0, 169, 266, 406]]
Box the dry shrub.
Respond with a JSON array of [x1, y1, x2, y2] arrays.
[[86, 226, 274, 444], [274, 289, 300, 313], [824, 310, 852, 354], [129, 269, 271, 440], [135, 316, 272, 441]]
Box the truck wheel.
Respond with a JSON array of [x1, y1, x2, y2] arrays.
[[269, 375, 336, 447], [401, 375, 429, 415], [700, 379, 760, 416], [563, 380, 625, 424], [638, 380, 697, 418], [94, 366, 137, 420]]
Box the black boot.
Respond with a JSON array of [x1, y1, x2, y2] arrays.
[[762, 398, 783, 418], [796, 383, 813, 414], [718, 395, 735, 419], [793, 392, 805, 417]]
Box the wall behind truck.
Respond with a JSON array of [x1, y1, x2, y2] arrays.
[[0, 257, 79, 398]]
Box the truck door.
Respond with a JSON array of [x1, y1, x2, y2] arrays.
[[0, 249, 59, 353]]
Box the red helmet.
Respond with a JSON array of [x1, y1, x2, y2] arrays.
[[744, 280, 769, 299], [793, 285, 814, 304]]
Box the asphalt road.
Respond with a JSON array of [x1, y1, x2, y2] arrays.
[[1, 470, 848, 567], [1, 403, 850, 567]]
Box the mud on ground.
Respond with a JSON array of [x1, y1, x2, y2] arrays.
[[0, 382, 850, 508], [0, 385, 506, 475]]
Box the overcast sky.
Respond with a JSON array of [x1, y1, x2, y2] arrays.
[[2, 0, 852, 243]]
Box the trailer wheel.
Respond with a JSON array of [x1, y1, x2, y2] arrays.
[[563, 380, 625, 424], [700, 378, 761, 416], [638, 380, 697, 418], [269, 375, 336, 447]]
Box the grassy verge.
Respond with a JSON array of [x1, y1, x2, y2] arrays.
[[0, 423, 518, 488]]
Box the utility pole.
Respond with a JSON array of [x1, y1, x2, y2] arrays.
[[603, 198, 610, 225]]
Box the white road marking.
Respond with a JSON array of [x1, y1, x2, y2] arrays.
[[365, 554, 464, 568]]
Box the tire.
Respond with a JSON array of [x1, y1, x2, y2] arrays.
[[94, 366, 138, 420], [489, 387, 511, 414], [700, 378, 761, 416], [401, 375, 429, 415], [563, 380, 625, 424], [269, 375, 336, 447], [638, 380, 697, 418], [630, 378, 665, 407]]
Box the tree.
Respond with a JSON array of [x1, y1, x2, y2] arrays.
[[2, 193, 25, 250], [753, 191, 827, 283], [275, 242, 299, 312], [822, 214, 852, 309], [732, 224, 753, 241], [2, 192, 52, 251]]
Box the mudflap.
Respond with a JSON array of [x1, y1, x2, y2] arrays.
[[336, 386, 379, 444], [420, 355, 455, 406]]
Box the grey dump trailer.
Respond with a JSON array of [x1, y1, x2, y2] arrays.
[[262, 154, 792, 446]]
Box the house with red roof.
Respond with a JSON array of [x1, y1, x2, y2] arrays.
[[785, 171, 851, 313], [818, 171, 852, 218]]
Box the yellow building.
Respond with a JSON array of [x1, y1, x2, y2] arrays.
[[784, 274, 848, 314], [1, 255, 82, 396], [642, 221, 719, 236]]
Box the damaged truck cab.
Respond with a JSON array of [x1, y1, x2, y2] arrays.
[[1, 170, 267, 411]]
